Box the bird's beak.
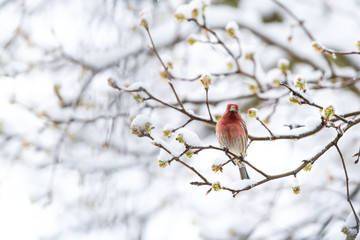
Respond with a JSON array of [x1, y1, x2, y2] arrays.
[[229, 106, 237, 112]]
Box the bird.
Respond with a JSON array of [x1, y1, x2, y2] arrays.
[[216, 103, 250, 179]]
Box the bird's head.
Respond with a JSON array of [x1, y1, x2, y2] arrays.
[[223, 103, 242, 119], [226, 104, 239, 112]]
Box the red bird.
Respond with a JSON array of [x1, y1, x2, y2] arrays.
[[216, 103, 249, 179]]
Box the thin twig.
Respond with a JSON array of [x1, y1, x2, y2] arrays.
[[205, 89, 213, 121], [172, 119, 194, 132], [354, 146, 360, 164], [256, 117, 275, 139], [280, 82, 348, 123], [272, 0, 335, 74], [335, 144, 360, 232], [145, 27, 185, 109], [189, 18, 264, 92]]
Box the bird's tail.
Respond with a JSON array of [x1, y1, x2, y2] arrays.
[[236, 161, 250, 180]]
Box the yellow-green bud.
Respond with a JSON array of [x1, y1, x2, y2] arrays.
[[303, 163, 312, 172], [162, 129, 172, 139], [292, 185, 301, 194], [247, 108, 258, 119], [211, 164, 223, 173], [187, 37, 198, 45], [158, 160, 168, 168], [185, 150, 194, 159], [133, 95, 144, 103], [294, 75, 307, 92], [249, 84, 258, 93], [176, 133, 185, 144], [323, 105, 335, 120], [200, 75, 212, 90], [312, 42, 325, 52], [277, 58, 289, 74], [245, 52, 255, 60], [212, 182, 222, 191], [174, 13, 186, 23]]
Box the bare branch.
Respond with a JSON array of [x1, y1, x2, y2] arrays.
[[335, 144, 360, 233]]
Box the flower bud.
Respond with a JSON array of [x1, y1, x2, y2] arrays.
[[139, 9, 151, 28], [200, 75, 212, 90], [214, 115, 222, 121], [303, 163, 312, 172], [293, 75, 307, 92], [37, 111, 48, 119], [174, 4, 191, 23], [192, 8, 199, 18], [277, 58, 289, 74], [245, 52, 255, 60], [162, 129, 172, 139], [211, 164, 223, 173], [185, 150, 194, 158], [225, 21, 239, 38], [292, 185, 300, 194], [158, 160, 169, 168], [130, 126, 142, 137], [130, 115, 154, 137], [289, 93, 301, 105], [174, 13, 187, 23], [312, 41, 325, 52], [187, 36, 198, 45], [22, 141, 33, 148], [139, 18, 148, 28], [249, 84, 258, 93], [176, 133, 185, 144], [54, 84, 61, 94], [159, 70, 167, 79], [212, 182, 222, 191], [323, 105, 335, 120], [273, 79, 280, 88], [144, 122, 154, 134], [189, 0, 203, 19], [292, 177, 300, 194], [247, 108, 258, 119], [133, 95, 144, 103], [161, 55, 173, 69]]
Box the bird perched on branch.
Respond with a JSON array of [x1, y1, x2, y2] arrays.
[[216, 103, 249, 179]]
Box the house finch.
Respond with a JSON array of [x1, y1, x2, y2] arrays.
[[216, 103, 249, 179]]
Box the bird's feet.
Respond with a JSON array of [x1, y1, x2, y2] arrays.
[[239, 154, 244, 163], [224, 148, 237, 166], [223, 148, 231, 158]]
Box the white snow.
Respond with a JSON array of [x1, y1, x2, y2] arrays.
[[157, 148, 173, 161], [2, 0, 360, 239], [176, 128, 202, 146], [227, 179, 256, 190], [139, 8, 152, 26], [225, 21, 239, 31], [131, 114, 152, 129], [189, 0, 203, 15], [125, 82, 151, 91], [345, 212, 359, 229], [304, 116, 321, 130], [277, 58, 289, 68], [161, 54, 173, 68], [292, 177, 299, 188], [175, 4, 192, 19], [266, 68, 284, 85]]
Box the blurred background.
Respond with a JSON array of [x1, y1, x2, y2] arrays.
[[0, 0, 360, 239]]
